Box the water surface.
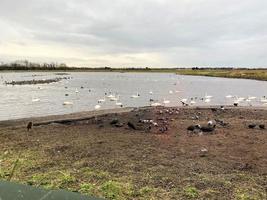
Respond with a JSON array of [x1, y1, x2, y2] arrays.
[[1, 72, 267, 120]]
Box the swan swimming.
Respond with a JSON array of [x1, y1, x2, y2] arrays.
[[94, 104, 101, 110], [63, 101, 73, 105], [163, 99, 170, 105], [32, 98, 40, 102], [98, 97, 106, 103], [151, 102, 161, 106]]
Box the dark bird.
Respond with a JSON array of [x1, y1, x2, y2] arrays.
[[211, 108, 217, 112], [127, 122, 136, 130], [187, 124, 201, 131], [248, 124, 256, 129], [233, 102, 238, 107], [27, 122, 33, 131], [200, 125, 215, 132], [259, 124, 265, 129]]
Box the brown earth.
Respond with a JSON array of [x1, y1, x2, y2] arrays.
[[0, 106, 266, 199]]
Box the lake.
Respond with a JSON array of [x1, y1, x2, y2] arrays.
[[1, 72, 267, 121]]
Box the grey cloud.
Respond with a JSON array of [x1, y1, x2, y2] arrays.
[[0, 0, 267, 67]]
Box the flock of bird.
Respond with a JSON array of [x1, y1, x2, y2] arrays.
[[52, 85, 267, 110]]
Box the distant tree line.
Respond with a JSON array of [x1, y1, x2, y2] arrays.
[[0, 60, 266, 71]]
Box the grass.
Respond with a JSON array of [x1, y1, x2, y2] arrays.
[[176, 69, 267, 81], [1, 150, 266, 199], [183, 186, 199, 199], [1, 138, 266, 199]]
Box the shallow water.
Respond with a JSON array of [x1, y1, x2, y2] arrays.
[[1, 72, 267, 120]]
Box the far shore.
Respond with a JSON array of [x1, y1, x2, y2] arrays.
[[2, 68, 267, 82]]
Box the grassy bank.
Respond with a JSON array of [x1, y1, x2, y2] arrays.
[[176, 69, 267, 81]]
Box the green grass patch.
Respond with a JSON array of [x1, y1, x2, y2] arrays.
[[184, 186, 199, 199]]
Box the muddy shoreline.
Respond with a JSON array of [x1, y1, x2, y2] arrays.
[[0, 106, 266, 199]]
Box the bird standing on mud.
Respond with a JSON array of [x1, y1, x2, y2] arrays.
[[27, 122, 33, 131]]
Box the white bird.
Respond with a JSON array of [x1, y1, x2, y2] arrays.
[[131, 93, 140, 98], [248, 96, 257, 100], [163, 99, 170, 105], [75, 88, 79, 93], [110, 95, 119, 101], [63, 101, 73, 105], [107, 94, 115, 98], [115, 100, 123, 107], [94, 104, 101, 110], [169, 90, 173, 94], [260, 98, 267, 103], [32, 98, 40, 102], [149, 91, 153, 95], [190, 100, 196, 105], [205, 98, 211, 103], [151, 102, 161, 106], [98, 97, 106, 103], [237, 97, 245, 101], [205, 94, 213, 99]]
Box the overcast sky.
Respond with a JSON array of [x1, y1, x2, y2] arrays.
[[0, 0, 266, 67]]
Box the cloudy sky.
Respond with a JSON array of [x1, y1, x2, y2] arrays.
[[0, 0, 266, 67]]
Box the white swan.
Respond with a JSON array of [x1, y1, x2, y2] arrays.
[[32, 98, 40, 102], [190, 100, 196, 105], [98, 97, 106, 103], [163, 99, 170, 105], [151, 102, 161, 107], [63, 101, 73, 105], [107, 94, 115, 98], [131, 93, 140, 98], [205, 94, 213, 99], [248, 96, 257, 100], [115, 100, 123, 106], [204, 98, 211, 103], [94, 104, 101, 110]]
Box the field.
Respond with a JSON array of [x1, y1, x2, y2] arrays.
[[176, 69, 267, 81], [0, 107, 266, 199]]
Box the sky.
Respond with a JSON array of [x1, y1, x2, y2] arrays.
[[0, 0, 267, 68]]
